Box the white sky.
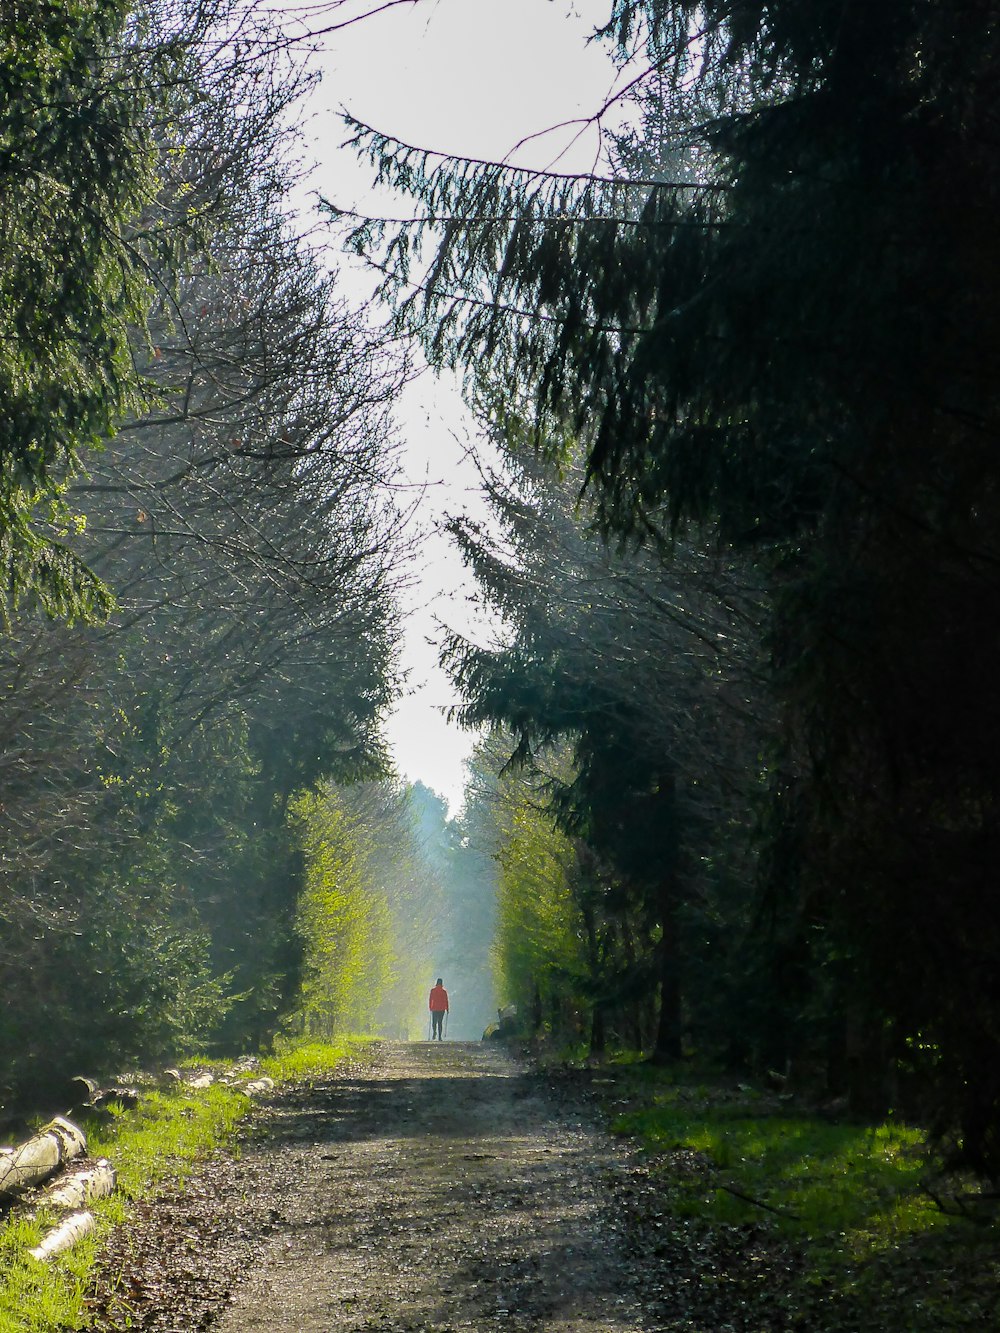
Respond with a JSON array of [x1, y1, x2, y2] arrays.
[[273, 0, 625, 813]]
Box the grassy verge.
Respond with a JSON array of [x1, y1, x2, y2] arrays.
[[0, 1040, 361, 1332], [598, 1061, 1000, 1329], [261, 1036, 356, 1084]]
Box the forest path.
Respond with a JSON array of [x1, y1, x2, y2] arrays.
[[90, 1040, 659, 1330], [212, 1040, 651, 1331]]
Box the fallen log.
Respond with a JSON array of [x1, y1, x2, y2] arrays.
[[45, 1160, 116, 1210], [243, 1076, 275, 1097], [28, 1210, 95, 1262], [0, 1117, 86, 1198], [71, 1077, 143, 1117]]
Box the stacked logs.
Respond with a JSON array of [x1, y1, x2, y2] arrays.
[[0, 1115, 113, 1261], [0, 1065, 275, 1262]]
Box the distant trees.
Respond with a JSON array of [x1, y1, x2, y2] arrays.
[[291, 784, 397, 1038], [343, 0, 1000, 1171], [475, 741, 593, 1048], [408, 780, 497, 1039], [285, 778, 497, 1043]]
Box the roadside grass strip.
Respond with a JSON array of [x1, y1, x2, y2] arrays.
[[0, 1041, 358, 1331], [607, 1066, 1000, 1328], [261, 1037, 354, 1084]]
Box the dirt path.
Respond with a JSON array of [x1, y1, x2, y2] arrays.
[[90, 1041, 655, 1331]]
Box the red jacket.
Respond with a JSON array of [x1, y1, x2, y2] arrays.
[[428, 984, 449, 1013]]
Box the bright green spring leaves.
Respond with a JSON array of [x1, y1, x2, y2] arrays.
[[290, 787, 396, 1038], [492, 765, 589, 1030], [287, 783, 455, 1041]]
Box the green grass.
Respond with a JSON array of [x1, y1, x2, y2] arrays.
[[603, 1065, 1000, 1329], [616, 1097, 935, 1234], [261, 1037, 356, 1084], [0, 1040, 359, 1331]]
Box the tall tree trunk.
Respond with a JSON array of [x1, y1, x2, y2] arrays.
[[651, 889, 683, 1064], [580, 895, 607, 1058], [590, 1003, 606, 1055], [530, 978, 543, 1036], [621, 919, 643, 1051]]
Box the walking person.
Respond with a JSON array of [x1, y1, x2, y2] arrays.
[[428, 977, 449, 1040]]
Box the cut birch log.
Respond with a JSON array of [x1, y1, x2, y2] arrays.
[[72, 1077, 142, 1115], [45, 1159, 116, 1210], [0, 1117, 86, 1197], [243, 1077, 275, 1097], [28, 1211, 95, 1262]]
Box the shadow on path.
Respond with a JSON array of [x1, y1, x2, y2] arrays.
[[213, 1041, 650, 1332]]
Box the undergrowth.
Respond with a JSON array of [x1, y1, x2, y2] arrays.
[[600, 1060, 1000, 1329], [262, 1037, 355, 1084]]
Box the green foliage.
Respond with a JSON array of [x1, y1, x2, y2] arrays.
[[0, 0, 407, 1100], [0, 0, 166, 619], [441, 449, 760, 1059], [284, 779, 496, 1044], [492, 761, 588, 1026], [289, 786, 396, 1037], [607, 1066, 1000, 1329]]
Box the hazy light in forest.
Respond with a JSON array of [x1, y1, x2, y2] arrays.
[[274, 0, 623, 812]]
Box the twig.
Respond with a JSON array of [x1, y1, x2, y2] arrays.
[[719, 1183, 801, 1220]]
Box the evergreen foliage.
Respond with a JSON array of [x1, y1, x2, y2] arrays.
[[341, 0, 1000, 1171], [443, 444, 761, 1059], [0, 0, 217, 618]]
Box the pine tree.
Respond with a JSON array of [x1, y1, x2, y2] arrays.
[[341, 0, 1000, 1172], [443, 444, 762, 1061]]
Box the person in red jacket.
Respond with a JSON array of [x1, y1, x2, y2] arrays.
[[428, 978, 449, 1040]]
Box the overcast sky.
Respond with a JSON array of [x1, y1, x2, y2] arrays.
[[273, 0, 623, 812]]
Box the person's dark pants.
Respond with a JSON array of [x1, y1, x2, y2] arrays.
[[431, 1010, 445, 1040]]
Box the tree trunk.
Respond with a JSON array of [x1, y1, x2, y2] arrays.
[[621, 920, 644, 1051], [590, 1004, 606, 1056], [0, 1117, 86, 1197], [651, 892, 683, 1064], [530, 979, 543, 1036]]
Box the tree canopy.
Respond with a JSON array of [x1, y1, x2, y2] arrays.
[[0, 1, 216, 617]]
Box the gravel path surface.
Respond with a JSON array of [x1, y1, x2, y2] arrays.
[[89, 1041, 655, 1331]]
